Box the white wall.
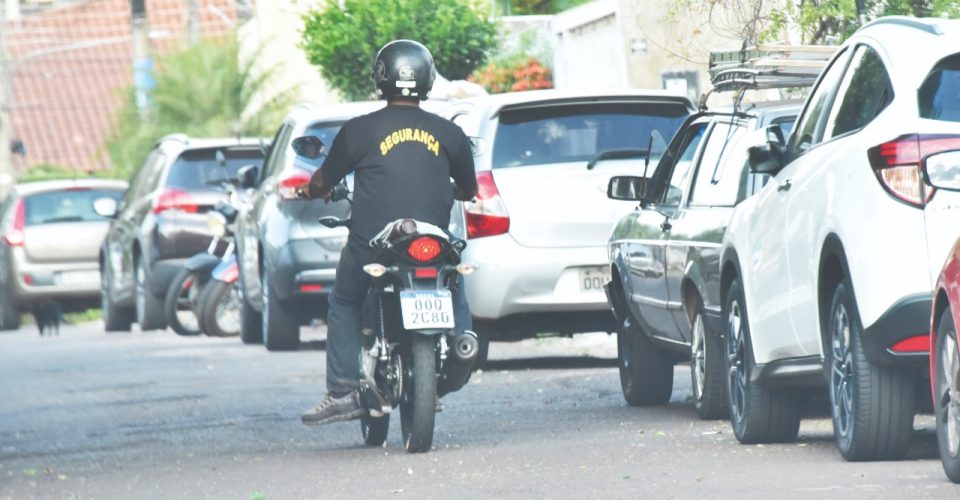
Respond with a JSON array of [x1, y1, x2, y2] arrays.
[[552, 0, 628, 90]]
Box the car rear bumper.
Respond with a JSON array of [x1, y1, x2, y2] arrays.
[[861, 293, 932, 366], [8, 254, 102, 308], [462, 234, 611, 321], [269, 238, 341, 303]]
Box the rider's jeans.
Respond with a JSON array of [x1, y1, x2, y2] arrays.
[[325, 242, 472, 395]]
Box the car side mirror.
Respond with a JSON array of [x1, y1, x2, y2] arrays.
[[748, 126, 786, 175], [93, 197, 118, 218], [291, 136, 326, 159], [237, 164, 260, 189], [924, 151, 960, 191], [607, 176, 648, 201]]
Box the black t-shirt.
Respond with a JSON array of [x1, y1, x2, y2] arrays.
[[318, 104, 477, 248]]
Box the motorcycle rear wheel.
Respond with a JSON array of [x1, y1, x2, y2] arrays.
[[400, 334, 437, 453], [164, 268, 201, 336], [200, 280, 241, 337], [361, 413, 390, 446]]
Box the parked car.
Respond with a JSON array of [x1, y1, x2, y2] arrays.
[[0, 179, 127, 329], [719, 16, 960, 459], [446, 89, 693, 361], [932, 237, 960, 483], [99, 135, 265, 332], [237, 100, 462, 351], [605, 102, 800, 418]]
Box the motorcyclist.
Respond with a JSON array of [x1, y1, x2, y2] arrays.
[[299, 40, 479, 426]]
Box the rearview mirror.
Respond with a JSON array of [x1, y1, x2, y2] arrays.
[[747, 126, 786, 175], [92, 197, 118, 218], [924, 151, 960, 191], [236, 164, 260, 189], [607, 176, 648, 201], [291, 136, 326, 159]]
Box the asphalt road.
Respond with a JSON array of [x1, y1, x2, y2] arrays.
[[1, 322, 957, 499]]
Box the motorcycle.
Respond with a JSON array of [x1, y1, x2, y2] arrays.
[[164, 198, 239, 337], [194, 217, 242, 338], [293, 135, 479, 452]]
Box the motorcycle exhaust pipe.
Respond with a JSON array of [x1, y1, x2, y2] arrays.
[[437, 331, 478, 397]]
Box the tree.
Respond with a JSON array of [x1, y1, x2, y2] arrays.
[[300, 0, 498, 102], [671, 0, 960, 46], [105, 38, 292, 179]]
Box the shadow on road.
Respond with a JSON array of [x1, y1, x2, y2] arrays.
[[299, 340, 327, 351], [483, 356, 617, 371]]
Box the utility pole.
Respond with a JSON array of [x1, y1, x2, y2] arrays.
[[0, 0, 20, 199], [186, 0, 200, 46], [131, 0, 154, 117]]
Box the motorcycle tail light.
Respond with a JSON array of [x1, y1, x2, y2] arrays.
[[407, 236, 441, 263], [2, 199, 25, 247], [153, 188, 198, 214], [414, 268, 438, 279], [278, 169, 311, 200]]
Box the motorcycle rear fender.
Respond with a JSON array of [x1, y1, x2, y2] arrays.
[[184, 253, 220, 273]]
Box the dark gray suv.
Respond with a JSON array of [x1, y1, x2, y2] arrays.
[[99, 135, 265, 332]]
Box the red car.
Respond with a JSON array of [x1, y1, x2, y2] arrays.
[[932, 237, 960, 483]]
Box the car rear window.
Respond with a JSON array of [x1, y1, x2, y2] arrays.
[[919, 53, 960, 122], [165, 147, 265, 190], [492, 102, 688, 168], [24, 189, 123, 226]]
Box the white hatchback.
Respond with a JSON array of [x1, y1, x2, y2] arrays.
[[720, 16, 960, 460], [448, 90, 694, 361]]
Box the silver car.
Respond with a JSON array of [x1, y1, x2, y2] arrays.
[[447, 89, 694, 361], [0, 179, 128, 329]]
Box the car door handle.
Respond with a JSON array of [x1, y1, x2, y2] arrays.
[[777, 179, 792, 192]]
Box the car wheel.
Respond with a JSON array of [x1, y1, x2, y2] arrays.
[[240, 295, 263, 345], [617, 316, 673, 406], [261, 270, 299, 351], [828, 283, 913, 461], [101, 260, 133, 332], [200, 280, 241, 338], [164, 268, 201, 336], [936, 307, 960, 483], [725, 278, 800, 444], [0, 285, 21, 330], [135, 253, 167, 331], [691, 302, 728, 420]]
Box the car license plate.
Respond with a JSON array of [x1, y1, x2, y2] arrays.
[[579, 266, 611, 292], [55, 270, 100, 286], [400, 290, 454, 330]]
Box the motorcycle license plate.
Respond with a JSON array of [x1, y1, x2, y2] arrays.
[[399, 290, 455, 330]]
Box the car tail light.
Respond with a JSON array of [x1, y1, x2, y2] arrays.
[[888, 334, 929, 354], [464, 171, 510, 239], [407, 236, 442, 263], [153, 188, 198, 214], [278, 170, 311, 200], [414, 268, 438, 279], [2, 199, 25, 247], [868, 134, 960, 207]]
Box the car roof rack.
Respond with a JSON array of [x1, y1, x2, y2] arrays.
[[702, 43, 838, 110]]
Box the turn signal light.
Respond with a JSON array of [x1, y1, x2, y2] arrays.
[[363, 264, 387, 277], [407, 236, 442, 263], [456, 263, 479, 275]]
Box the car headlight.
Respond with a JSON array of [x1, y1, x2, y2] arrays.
[[207, 212, 228, 238]]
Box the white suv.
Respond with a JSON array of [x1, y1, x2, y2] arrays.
[[720, 16, 960, 460]]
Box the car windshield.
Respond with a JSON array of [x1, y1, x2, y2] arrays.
[[492, 102, 688, 169], [166, 147, 265, 190], [24, 189, 123, 226]]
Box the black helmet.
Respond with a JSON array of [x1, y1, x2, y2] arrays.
[[371, 40, 436, 101]]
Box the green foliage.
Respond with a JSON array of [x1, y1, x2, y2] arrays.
[[105, 37, 293, 180], [300, 0, 498, 102], [505, 0, 592, 14], [17, 163, 87, 183]]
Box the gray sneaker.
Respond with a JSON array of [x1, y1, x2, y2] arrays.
[[301, 392, 364, 426]]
